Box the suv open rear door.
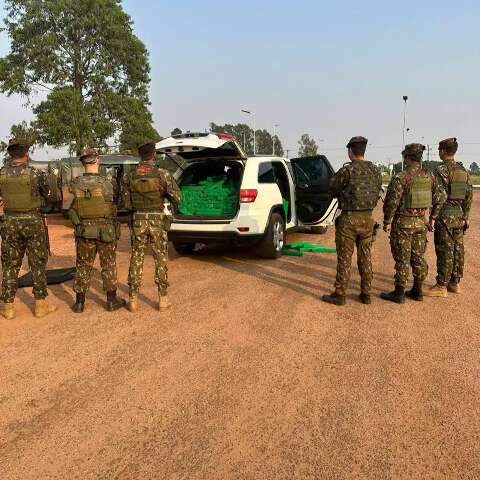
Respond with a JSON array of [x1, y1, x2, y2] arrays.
[[156, 132, 247, 162], [290, 155, 339, 226]]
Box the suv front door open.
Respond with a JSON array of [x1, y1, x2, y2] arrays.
[[290, 155, 337, 225]]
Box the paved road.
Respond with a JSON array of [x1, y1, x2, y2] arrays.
[[1, 196, 479, 479]]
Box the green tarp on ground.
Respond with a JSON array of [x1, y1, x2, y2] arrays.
[[179, 176, 239, 217], [282, 241, 336, 257]]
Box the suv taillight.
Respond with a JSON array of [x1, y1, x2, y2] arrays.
[[215, 132, 234, 141], [240, 189, 258, 203]]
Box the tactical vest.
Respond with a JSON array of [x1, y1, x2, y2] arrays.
[[72, 179, 115, 219], [0, 166, 41, 212], [129, 166, 166, 211], [340, 162, 380, 211], [448, 163, 468, 200], [403, 173, 432, 209]]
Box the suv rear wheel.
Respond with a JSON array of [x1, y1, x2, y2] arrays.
[[257, 212, 285, 259]]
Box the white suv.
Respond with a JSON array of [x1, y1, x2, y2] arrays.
[[156, 132, 339, 258]]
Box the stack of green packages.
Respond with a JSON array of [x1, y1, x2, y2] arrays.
[[179, 176, 238, 217]]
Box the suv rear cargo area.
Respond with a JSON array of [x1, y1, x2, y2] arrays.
[[176, 161, 243, 219]]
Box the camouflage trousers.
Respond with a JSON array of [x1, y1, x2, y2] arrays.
[[73, 238, 118, 294], [334, 212, 375, 296], [390, 216, 428, 288], [128, 214, 169, 296], [434, 217, 464, 286], [1, 215, 49, 302]]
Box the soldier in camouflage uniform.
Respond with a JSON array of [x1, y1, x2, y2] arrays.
[[69, 149, 126, 313], [322, 136, 382, 306], [122, 141, 181, 312], [0, 139, 57, 319], [426, 138, 473, 297], [381, 143, 446, 304]]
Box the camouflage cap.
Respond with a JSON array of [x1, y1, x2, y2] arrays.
[[6, 138, 31, 151], [438, 137, 458, 149], [79, 148, 99, 163], [137, 141, 157, 160], [346, 136, 368, 148], [402, 143, 425, 161]]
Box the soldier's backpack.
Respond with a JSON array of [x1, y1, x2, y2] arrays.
[[448, 163, 468, 200], [71, 177, 115, 219], [129, 165, 166, 211], [341, 161, 381, 211], [403, 171, 432, 209], [0, 165, 42, 212]]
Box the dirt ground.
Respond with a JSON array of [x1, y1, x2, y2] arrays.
[[1, 195, 479, 480]]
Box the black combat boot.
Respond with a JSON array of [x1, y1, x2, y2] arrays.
[[406, 282, 423, 301], [380, 286, 405, 304], [106, 290, 126, 312], [359, 292, 371, 304], [72, 293, 85, 313], [322, 292, 346, 306]]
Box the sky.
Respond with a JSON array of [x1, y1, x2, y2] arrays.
[[1, 0, 480, 168]]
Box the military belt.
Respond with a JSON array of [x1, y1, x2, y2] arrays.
[[80, 217, 114, 222], [4, 210, 41, 217], [133, 211, 163, 219], [341, 210, 373, 216]]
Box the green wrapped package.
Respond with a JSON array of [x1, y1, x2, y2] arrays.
[[282, 242, 336, 257], [179, 176, 239, 217]]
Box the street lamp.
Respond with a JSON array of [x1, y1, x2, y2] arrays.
[[272, 124, 279, 155], [241, 109, 255, 155], [402, 95, 408, 149], [402, 95, 408, 171]]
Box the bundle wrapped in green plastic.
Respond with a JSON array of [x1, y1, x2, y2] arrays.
[[179, 176, 239, 217], [282, 242, 336, 257]]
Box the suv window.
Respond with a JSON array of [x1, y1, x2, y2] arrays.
[[292, 157, 331, 186], [258, 162, 276, 183]]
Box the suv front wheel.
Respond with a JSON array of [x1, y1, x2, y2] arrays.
[[257, 212, 285, 259]]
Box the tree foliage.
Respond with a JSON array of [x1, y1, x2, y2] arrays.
[[171, 128, 182, 136], [0, 121, 41, 154], [209, 122, 284, 157], [0, 0, 156, 155], [297, 134, 318, 157], [469, 162, 480, 175]]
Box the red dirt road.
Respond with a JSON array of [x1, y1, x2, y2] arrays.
[[1, 196, 480, 479]]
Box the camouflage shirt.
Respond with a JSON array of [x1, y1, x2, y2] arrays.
[[121, 162, 181, 210], [383, 167, 446, 225], [434, 161, 473, 221]]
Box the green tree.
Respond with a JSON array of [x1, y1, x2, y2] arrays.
[[469, 161, 480, 175], [0, 0, 155, 155], [0, 121, 41, 155], [210, 123, 284, 157], [171, 128, 182, 136], [297, 134, 318, 157]]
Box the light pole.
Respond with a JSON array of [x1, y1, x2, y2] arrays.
[[272, 124, 279, 155], [402, 95, 408, 171], [402, 96, 408, 149], [241, 109, 256, 155]]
